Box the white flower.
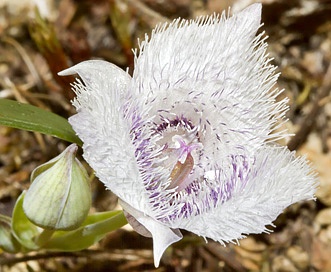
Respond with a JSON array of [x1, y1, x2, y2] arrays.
[[59, 3, 317, 267]]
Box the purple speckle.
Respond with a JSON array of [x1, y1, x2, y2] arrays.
[[127, 105, 255, 222]]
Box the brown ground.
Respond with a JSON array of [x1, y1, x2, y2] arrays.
[[1, 0, 331, 271]]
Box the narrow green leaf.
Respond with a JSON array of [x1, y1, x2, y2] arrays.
[[0, 99, 82, 145], [43, 211, 127, 251], [11, 192, 40, 250]]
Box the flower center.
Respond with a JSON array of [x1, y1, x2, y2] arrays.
[[155, 117, 202, 191], [167, 136, 202, 191]]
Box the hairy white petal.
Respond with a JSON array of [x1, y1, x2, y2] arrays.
[[173, 146, 317, 242], [133, 3, 287, 160], [59, 60, 151, 213], [134, 4, 262, 95], [120, 200, 182, 267]]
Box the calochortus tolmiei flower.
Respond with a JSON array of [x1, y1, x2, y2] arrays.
[[59, 3, 317, 267]]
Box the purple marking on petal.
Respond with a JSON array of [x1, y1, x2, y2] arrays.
[[161, 154, 255, 221], [155, 115, 195, 134], [126, 103, 256, 223], [124, 104, 165, 195]]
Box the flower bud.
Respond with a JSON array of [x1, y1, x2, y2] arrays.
[[23, 144, 91, 230]]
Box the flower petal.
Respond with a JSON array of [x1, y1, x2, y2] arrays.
[[134, 3, 262, 93], [133, 3, 288, 158], [59, 60, 151, 214], [120, 200, 182, 267], [171, 146, 316, 243]]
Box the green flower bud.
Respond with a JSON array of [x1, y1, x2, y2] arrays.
[[23, 144, 91, 230]]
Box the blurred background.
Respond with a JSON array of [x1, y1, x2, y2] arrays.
[[0, 0, 331, 271]]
